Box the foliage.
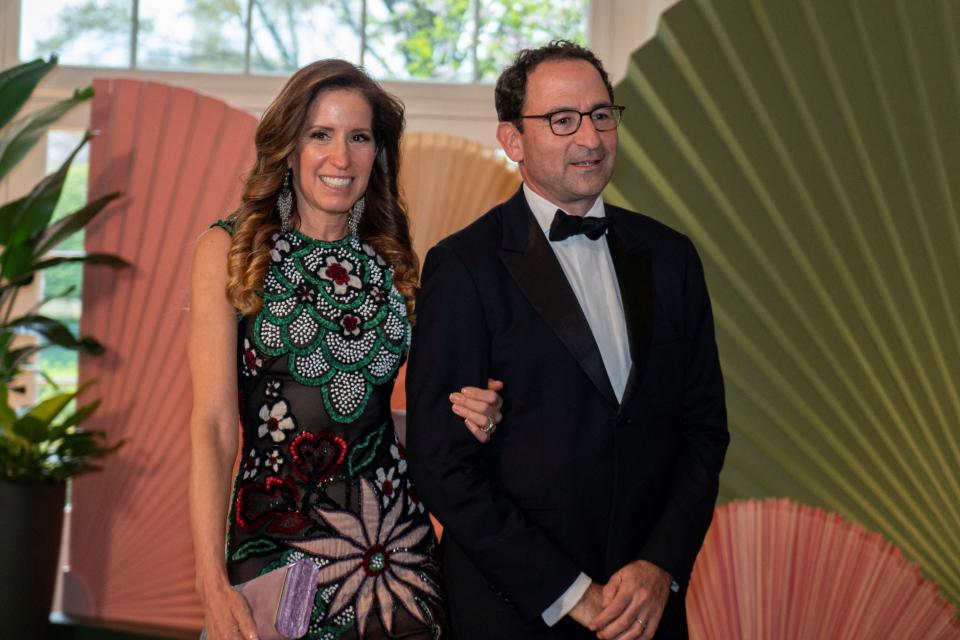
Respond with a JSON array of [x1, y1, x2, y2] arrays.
[[0, 56, 127, 482], [35, 0, 588, 80], [35, 0, 148, 57], [0, 381, 120, 482]]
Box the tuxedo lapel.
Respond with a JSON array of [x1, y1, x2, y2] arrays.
[[607, 209, 652, 412], [498, 190, 618, 408]]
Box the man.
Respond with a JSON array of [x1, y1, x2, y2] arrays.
[[406, 41, 728, 639]]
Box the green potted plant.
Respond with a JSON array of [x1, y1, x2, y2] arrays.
[[0, 56, 127, 639]]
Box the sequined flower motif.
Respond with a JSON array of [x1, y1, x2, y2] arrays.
[[362, 243, 386, 267], [258, 400, 297, 442], [264, 448, 284, 473], [390, 441, 408, 475], [242, 449, 260, 480], [320, 256, 362, 295], [374, 466, 398, 507], [290, 479, 437, 636], [242, 338, 262, 377], [295, 281, 317, 304], [264, 378, 281, 398], [340, 313, 361, 337], [269, 233, 291, 263], [369, 285, 386, 304], [405, 482, 425, 515]]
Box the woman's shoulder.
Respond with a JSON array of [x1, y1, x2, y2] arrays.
[[194, 222, 233, 273]]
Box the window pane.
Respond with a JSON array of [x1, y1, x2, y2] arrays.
[[364, 0, 475, 82], [476, 0, 589, 82], [39, 130, 89, 391], [20, 0, 132, 67], [137, 0, 245, 72], [46, 130, 89, 253], [249, 0, 362, 75]]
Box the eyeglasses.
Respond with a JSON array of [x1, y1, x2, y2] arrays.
[[518, 105, 625, 136]]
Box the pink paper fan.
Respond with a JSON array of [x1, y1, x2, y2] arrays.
[[688, 499, 960, 639]]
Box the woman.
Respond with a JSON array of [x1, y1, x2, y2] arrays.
[[189, 60, 502, 640]]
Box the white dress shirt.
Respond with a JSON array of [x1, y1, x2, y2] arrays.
[[523, 185, 632, 626]]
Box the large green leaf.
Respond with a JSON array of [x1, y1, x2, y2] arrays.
[[21, 389, 75, 427], [0, 57, 56, 131], [58, 399, 102, 432], [0, 382, 16, 429], [4, 315, 103, 353], [1, 344, 43, 380], [36, 191, 123, 256], [0, 130, 92, 247], [0, 244, 36, 282], [13, 416, 52, 444], [31, 252, 131, 272], [0, 86, 93, 184]]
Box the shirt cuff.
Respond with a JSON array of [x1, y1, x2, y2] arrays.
[[541, 572, 592, 627]]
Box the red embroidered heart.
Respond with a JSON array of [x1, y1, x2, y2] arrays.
[[290, 430, 347, 483], [235, 476, 309, 534]]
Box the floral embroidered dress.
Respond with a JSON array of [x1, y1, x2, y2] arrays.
[[215, 220, 445, 639]]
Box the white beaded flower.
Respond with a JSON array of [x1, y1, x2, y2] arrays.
[[257, 400, 297, 442], [320, 256, 362, 295], [269, 233, 291, 263], [264, 447, 284, 473]]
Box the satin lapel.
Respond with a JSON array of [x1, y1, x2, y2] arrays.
[[607, 220, 652, 413], [499, 207, 618, 409]]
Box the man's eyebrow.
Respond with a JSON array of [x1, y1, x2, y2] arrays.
[[543, 101, 613, 113]]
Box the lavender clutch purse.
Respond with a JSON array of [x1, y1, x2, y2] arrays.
[[235, 559, 320, 640]]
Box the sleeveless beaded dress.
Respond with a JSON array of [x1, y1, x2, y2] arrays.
[[215, 220, 446, 639]]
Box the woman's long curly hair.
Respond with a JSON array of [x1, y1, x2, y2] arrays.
[[225, 59, 418, 319]]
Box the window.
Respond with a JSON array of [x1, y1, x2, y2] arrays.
[[20, 0, 590, 82], [37, 130, 88, 395]]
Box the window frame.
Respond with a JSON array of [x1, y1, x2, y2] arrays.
[[4, 1, 616, 135]]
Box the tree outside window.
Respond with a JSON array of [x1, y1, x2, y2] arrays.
[[20, 0, 589, 81]]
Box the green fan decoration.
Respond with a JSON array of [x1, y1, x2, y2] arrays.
[[607, 0, 960, 605]]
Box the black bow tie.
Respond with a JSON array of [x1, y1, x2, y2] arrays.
[[548, 209, 612, 241]]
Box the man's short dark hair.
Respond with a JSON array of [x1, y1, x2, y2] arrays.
[[495, 40, 614, 130]]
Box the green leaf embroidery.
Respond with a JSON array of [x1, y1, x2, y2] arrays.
[[230, 537, 278, 563], [347, 424, 386, 477]]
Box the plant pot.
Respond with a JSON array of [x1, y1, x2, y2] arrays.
[[0, 480, 66, 639]]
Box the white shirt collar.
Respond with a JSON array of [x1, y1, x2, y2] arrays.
[[522, 184, 606, 237]]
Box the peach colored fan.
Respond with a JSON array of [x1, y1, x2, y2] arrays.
[[687, 499, 960, 640], [390, 132, 520, 412], [399, 131, 520, 272]]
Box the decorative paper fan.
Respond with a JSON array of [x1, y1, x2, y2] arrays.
[[399, 131, 520, 266], [607, 0, 960, 604], [687, 500, 960, 639], [68, 79, 257, 631], [390, 132, 520, 413]]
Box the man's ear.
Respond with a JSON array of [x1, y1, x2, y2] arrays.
[[496, 121, 523, 164]]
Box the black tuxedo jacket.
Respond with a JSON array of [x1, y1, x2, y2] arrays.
[[406, 187, 728, 639]]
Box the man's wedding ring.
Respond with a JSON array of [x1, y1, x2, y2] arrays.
[[636, 616, 647, 628], [481, 415, 496, 435]]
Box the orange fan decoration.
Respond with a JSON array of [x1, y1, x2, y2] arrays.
[[399, 131, 520, 267], [390, 132, 520, 414], [687, 499, 960, 639]]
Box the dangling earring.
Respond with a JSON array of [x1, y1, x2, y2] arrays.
[[276, 169, 293, 233], [348, 196, 365, 238]]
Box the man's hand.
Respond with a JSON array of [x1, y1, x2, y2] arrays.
[[568, 582, 605, 628], [590, 560, 671, 639]]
